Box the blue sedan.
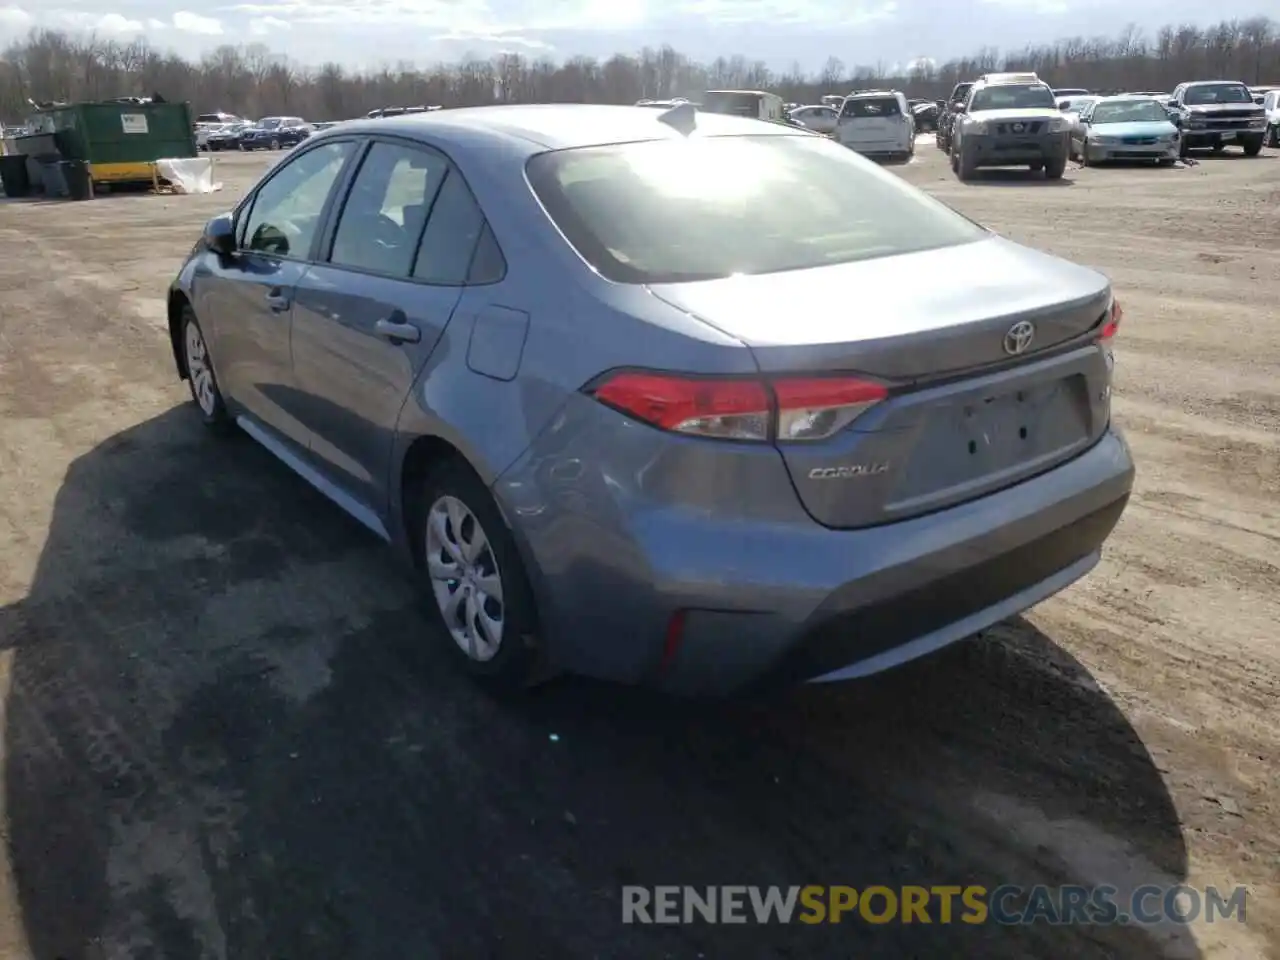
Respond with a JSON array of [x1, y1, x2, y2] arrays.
[[1071, 97, 1181, 165], [166, 104, 1133, 695]]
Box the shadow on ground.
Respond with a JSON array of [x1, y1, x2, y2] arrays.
[[0, 406, 1196, 959]]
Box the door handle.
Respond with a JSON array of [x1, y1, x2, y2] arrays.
[[265, 288, 290, 313], [375, 318, 421, 343]]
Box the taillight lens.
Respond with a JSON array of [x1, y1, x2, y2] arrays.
[[588, 372, 887, 442], [773, 377, 887, 441], [1099, 299, 1122, 341]]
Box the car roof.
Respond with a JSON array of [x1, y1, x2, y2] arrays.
[[313, 104, 800, 154]]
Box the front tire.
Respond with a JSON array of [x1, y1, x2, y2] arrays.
[[1268, 125, 1280, 148], [1044, 155, 1067, 179], [957, 141, 977, 180], [419, 459, 542, 691], [1241, 133, 1264, 157], [181, 307, 233, 434]]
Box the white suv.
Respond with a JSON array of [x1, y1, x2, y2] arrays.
[[951, 74, 1071, 180], [835, 90, 914, 162]]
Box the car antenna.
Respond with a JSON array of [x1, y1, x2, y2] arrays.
[[657, 100, 697, 134]]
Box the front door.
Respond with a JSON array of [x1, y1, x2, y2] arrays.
[[199, 138, 355, 448], [291, 139, 488, 517]]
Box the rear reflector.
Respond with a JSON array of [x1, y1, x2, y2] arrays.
[[1099, 299, 1122, 341], [588, 371, 887, 442]]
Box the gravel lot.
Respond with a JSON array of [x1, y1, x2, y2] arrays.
[[0, 141, 1277, 960]]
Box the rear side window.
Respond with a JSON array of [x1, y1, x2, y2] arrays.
[[329, 141, 447, 276], [412, 170, 486, 285], [842, 97, 901, 118], [527, 134, 985, 285]]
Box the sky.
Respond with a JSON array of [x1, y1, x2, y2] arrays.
[[0, 0, 1272, 74]]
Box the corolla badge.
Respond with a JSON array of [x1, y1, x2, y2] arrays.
[[1003, 320, 1036, 356], [809, 463, 890, 480]]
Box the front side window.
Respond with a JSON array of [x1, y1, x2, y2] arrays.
[[527, 134, 986, 284], [969, 83, 1057, 111], [241, 140, 353, 257], [329, 141, 448, 276]]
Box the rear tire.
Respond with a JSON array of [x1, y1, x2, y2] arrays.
[[417, 459, 543, 692], [1044, 155, 1066, 179], [180, 307, 234, 435]]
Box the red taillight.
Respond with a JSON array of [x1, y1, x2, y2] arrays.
[[1099, 299, 1122, 341], [591, 372, 771, 440], [588, 371, 887, 442]]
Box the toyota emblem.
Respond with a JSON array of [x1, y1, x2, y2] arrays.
[[1003, 320, 1036, 356], [1012, 122, 1025, 132]]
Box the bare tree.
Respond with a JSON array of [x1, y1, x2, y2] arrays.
[[1, 18, 1277, 124]]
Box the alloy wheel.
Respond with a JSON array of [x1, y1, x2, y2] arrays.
[[184, 321, 217, 416], [425, 495, 505, 661]]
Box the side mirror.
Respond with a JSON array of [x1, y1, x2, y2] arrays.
[[953, 104, 966, 114], [203, 212, 236, 256]]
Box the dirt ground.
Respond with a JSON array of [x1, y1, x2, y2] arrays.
[[0, 141, 1276, 960]]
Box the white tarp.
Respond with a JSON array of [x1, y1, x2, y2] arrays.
[[155, 157, 221, 194]]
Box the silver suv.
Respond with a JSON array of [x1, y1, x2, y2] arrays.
[[951, 74, 1071, 180]]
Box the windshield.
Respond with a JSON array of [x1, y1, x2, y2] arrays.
[[1091, 100, 1170, 124], [1184, 83, 1252, 105], [970, 83, 1057, 111], [702, 92, 763, 117], [841, 97, 901, 118], [526, 135, 986, 284]]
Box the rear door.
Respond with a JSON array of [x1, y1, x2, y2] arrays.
[[837, 97, 904, 149], [290, 137, 483, 516]]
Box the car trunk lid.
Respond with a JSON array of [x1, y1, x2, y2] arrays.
[[647, 236, 1115, 528]]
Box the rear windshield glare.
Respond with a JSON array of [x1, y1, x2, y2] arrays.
[[842, 98, 902, 118], [525, 135, 986, 285]]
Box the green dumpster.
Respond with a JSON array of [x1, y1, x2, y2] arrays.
[[41, 100, 197, 186]]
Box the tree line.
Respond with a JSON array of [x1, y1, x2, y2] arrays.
[[1, 16, 1278, 124]]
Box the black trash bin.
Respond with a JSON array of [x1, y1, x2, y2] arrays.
[[61, 160, 93, 201], [0, 154, 31, 198], [36, 156, 68, 197]]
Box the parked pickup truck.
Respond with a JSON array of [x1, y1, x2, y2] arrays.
[[1167, 80, 1267, 156]]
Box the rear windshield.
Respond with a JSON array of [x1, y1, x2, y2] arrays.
[[1184, 83, 1252, 105], [526, 135, 986, 284], [970, 83, 1057, 111], [842, 97, 901, 118]]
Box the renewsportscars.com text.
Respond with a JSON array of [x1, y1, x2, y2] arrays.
[[621, 884, 1247, 926]]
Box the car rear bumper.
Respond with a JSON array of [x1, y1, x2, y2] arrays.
[[968, 131, 1069, 165], [494, 397, 1135, 696]]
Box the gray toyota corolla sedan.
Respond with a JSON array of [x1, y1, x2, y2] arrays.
[[167, 103, 1134, 695]]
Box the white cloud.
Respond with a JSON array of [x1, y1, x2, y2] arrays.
[[146, 16, 167, 28], [0, 4, 33, 29], [248, 14, 290, 34], [172, 9, 223, 33], [432, 30, 552, 50], [97, 12, 144, 32]]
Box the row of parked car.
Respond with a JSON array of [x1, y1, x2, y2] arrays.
[[193, 114, 341, 152], [932, 74, 1279, 180]]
